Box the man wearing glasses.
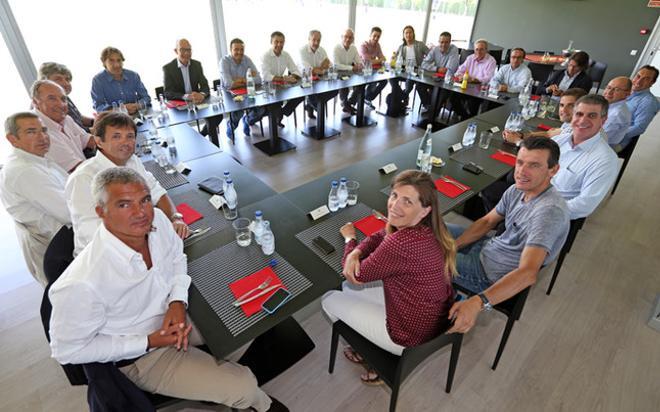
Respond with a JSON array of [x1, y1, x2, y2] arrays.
[[601, 76, 632, 150], [489, 48, 532, 93]]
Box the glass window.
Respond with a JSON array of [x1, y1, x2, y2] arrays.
[[0, 36, 29, 165], [427, 0, 479, 50], [355, 0, 429, 62], [222, 0, 349, 72], [9, 0, 217, 113]]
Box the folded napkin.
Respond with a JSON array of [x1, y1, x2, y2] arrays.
[[433, 72, 446, 78], [490, 151, 517, 166], [229, 88, 247, 96], [354, 215, 386, 236], [165, 100, 186, 109], [229, 267, 285, 316], [530, 95, 541, 101], [176, 203, 203, 225], [434, 176, 470, 198], [537, 123, 552, 131]]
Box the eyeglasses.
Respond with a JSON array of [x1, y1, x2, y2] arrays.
[[604, 86, 630, 93]]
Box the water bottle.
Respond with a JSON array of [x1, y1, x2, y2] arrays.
[[337, 178, 349, 209], [416, 124, 433, 167], [461, 123, 477, 147], [222, 170, 231, 193], [260, 221, 275, 255], [223, 178, 238, 220], [420, 138, 432, 174], [328, 181, 339, 212], [246, 69, 256, 98], [253, 210, 265, 245], [444, 71, 453, 85], [111, 101, 119, 112], [165, 129, 177, 157]]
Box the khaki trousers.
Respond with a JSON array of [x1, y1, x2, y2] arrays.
[[119, 322, 271, 411]]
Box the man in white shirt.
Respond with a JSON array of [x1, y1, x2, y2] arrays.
[[49, 167, 286, 412], [0, 112, 70, 285], [489, 48, 532, 93], [602, 76, 633, 150], [333, 28, 363, 114], [31, 80, 96, 172], [261, 31, 303, 126], [299, 29, 332, 119], [66, 112, 189, 256]]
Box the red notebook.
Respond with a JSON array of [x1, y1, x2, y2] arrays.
[[537, 123, 552, 131], [176, 203, 203, 225], [490, 151, 517, 166], [229, 267, 286, 316], [434, 176, 470, 198], [229, 88, 247, 96], [165, 100, 186, 109], [354, 215, 386, 236]]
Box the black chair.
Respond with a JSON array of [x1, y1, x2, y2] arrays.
[[328, 321, 463, 412], [587, 61, 607, 92], [533, 50, 555, 55], [452, 283, 531, 370], [489, 49, 503, 67], [458, 48, 473, 64], [502, 48, 511, 65], [546, 217, 587, 295], [611, 135, 640, 195], [154, 86, 164, 99], [39, 226, 180, 409], [528, 63, 556, 88]]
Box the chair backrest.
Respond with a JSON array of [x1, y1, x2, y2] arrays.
[[154, 86, 164, 99], [563, 217, 587, 255], [459, 48, 473, 64], [528, 62, 556, 85], [587, 61, 607, 91], [398, 331, 462, 382], [489, 49, 503, 67], [618, 134, 640, 160], [212, 79, 220, 91]]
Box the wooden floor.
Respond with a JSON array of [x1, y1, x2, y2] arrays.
[[1, 103, 659, 412]]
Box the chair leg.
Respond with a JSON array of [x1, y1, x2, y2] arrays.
[[445, 335, 463, 393], [546, 251, 567, 295], [389, 377, 401, 412], [328, 325, 339, 374], [259, 119, 264, 136], [293, 109, 297, 128], [492, 316, 516, 370]]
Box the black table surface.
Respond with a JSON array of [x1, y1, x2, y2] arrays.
[[137, 123, 220, 164]]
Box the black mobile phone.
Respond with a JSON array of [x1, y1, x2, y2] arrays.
[[312, 236, 336, 255], [262, 288, 292, 314], [463, 162, 483, 175]]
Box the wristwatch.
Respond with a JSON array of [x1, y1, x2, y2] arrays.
[[344, 237, 356, 244], [477, 292, 493, 311], [170, 212, 184, 222]]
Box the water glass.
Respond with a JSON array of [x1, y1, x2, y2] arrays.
[[480, 84, 489, 95], [233, 218, 252, 247], [546, 100, 557, 117], [137, 100, 148, 120], [346, 180, 360, 206], [479, 131, 493, 149]]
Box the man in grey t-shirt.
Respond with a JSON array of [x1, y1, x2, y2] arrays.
[[447, 137, 570, 334]]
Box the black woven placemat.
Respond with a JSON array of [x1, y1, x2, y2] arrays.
[[143, 160, 189, 190], [187, 242, 312, 336], [449, 146, 512, 178], [170, 190, 232, 247], [294, 203, 374, 274]]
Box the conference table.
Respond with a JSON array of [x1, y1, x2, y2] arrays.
[[137, 74, 561, 385]]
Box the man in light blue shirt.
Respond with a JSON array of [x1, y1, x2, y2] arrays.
[[551, 95, 618, 219], [418, 31, 459, 118], [602, 77, 632, 148], [622, 65, 659, 149], [489, 48, 532, 93], [91, 47, 151, 113], [219, 38, 265, 138]]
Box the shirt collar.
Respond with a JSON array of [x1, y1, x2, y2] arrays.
[[629, 88, 652, 98], [10, 146, 49, 166], [102, 69, 125, 82], [609, 100, 626, 110], [177, 59, 189, 69], [97, 221, 146, 264], [34, 108, 63, 128], [568, 130, 604, 151]]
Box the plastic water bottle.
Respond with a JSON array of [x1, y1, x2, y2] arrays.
[[416, 124, 433, 167], [504, 112, 515, 131], [165, 129, 177, 157], [260, 221, 275, 255], [337, 178, 349, 209], [222, 170, 231, 193], [223, 178, 238, 220], [420, 138, 432, 174], [512, 112, 524, 132], [246, 69, 256, 98], [462, 123, 477, 147], [253, 210, 265, 245], [328, 181, 339, 212]]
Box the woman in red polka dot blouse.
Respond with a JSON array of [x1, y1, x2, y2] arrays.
[[322, 170, 456, 384]]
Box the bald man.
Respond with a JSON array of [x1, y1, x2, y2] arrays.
[[163, 39, 222, 145], [333, 29, 362, 114], [601, 76, 632, 149]]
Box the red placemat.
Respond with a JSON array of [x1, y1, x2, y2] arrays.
[[531, 95, 541, 101], [537, 123, 552, 131], [354, 215, 386, 236], [272, 80, 286, 86], [229, 267, 285, 316], [312, 75, 320, 81], [434, 176, 470, 198], [176, 203, 203, 225], [433, 72, 446, 78], [490, 151, 517, 166], [165, 100, 186, 109], [229, 88, 247, 96]]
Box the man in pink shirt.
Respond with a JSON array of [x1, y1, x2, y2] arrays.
[[359, 26, 387, 107], [451, 39, 498, 120]]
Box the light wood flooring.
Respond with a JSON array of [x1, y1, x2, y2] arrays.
[[1, 104, 659, 412]]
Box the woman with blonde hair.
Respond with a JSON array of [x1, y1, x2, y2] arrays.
[[322, 170, 455, 384]]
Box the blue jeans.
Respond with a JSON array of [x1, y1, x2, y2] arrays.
[[447, 223, 493, 293]]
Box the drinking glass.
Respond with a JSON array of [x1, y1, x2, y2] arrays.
[[137, 100, 148, 120], [479, 131, 493, 149], [538, 97, 548, 118], [346, 180, 360, 206], [546, 100, 557, 118], [233, 218, 252, 247]]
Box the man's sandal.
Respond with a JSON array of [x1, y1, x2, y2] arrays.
[[343, 346, 365, 364], [360, 368, 383, 386]]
